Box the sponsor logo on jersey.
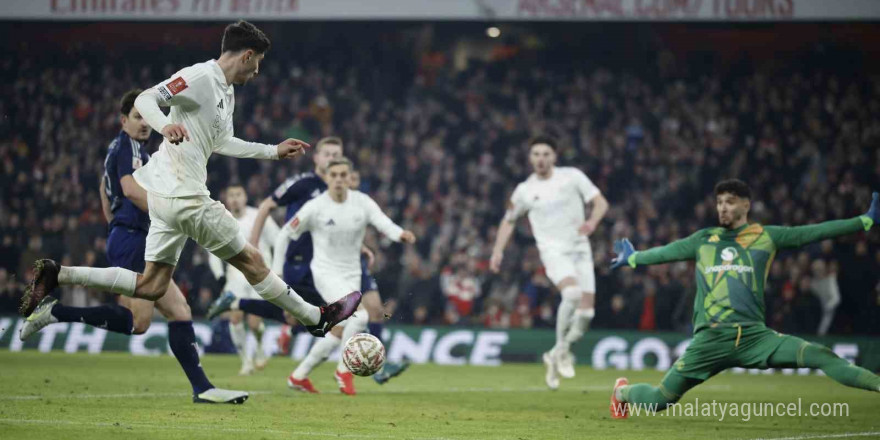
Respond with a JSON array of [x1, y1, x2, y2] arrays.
[[720, 247, 738, 261], [167, 77, 188, 95], [704, 264, 753, 275]]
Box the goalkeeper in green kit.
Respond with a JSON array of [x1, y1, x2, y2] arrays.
[[608, 179, 880, 419]]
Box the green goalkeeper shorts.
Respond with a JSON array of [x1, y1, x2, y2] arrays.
[[669, 324, 804, 381]]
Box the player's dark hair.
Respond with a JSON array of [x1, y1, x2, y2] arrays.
[[316, 136, 343, 151], [528, 135, 558, 151], [715, 179, 752, 200], [221, 20, 271, 54], [119, 88, 143, 116]]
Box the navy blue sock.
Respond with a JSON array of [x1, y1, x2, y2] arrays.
[[238, 299, 287, 323], [51, 304, 133, 335], [167, 321, 213, 395], [368, 322, 384, 343]]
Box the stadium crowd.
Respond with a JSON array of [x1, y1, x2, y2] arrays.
[[2, 24, 879, 336]]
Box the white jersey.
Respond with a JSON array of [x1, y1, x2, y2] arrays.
[[508, 167, 600, 255], [284, 190, 403, 279], [208, 206, 279, 295], [134, 60, 276, 197]]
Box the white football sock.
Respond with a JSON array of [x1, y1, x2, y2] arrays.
[[564, 308, 595, 345], [58, 266, 138, 297], [229, 321, 249, 363], [292, 333, 340, 380], [253, 321, 267, 362], [337, 309, 369, 373], [553, 286, 580, 354], [251, 272, 319, 325]]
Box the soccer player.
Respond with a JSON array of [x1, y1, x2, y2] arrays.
[[19, 89, 247, 403], [348, 168, 410, 384], [283, 157, 416, 395], [20, 21, 360, 346], [609, 179, 880, 419], [206, 136, 344, 325], [208, 185, 279, 375], [490, 135, 609, 390]]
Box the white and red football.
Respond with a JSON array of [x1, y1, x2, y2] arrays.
[[341, 333, 386, 377]]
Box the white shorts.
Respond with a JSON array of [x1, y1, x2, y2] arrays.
[[541, 250, 595, 292], [145, 193, 246, 266], [312, 269, 360, 304]]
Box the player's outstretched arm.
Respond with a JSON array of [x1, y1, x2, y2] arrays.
[[765, 192, 877, 249], [610, 231, 701, 270], [364, 195, 411, 243], [214, 137, 308, 161]]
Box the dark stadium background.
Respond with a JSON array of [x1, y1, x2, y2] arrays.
[[2, 20, 879, 337]]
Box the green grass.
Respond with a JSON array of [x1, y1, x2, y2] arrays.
[[0, 351, 877, 440]]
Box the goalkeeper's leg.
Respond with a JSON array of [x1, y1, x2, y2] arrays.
[[768, 337, 880, 392]]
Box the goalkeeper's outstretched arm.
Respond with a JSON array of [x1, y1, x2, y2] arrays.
[[766, 192, 877, 249], [611, 231, 701, 270]]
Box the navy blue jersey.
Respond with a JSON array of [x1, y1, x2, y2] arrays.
[[271, 171, 327, 266], [103, 131, 150, 231]]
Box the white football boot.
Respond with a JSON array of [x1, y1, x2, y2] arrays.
[[20, 297, 59, 341], [543, 351, 560, 390], [555, 350, 576, 379]]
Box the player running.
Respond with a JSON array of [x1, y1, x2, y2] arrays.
[[207, 138, 409, 383], [490, 135, 609, 390], [609, 179, 880, 419], [19, 89, 247, 403], [282, 157, 416, 395], [347, 168, 411, 384], [20, 21, 360, 346], [208, 185, 279, 375]]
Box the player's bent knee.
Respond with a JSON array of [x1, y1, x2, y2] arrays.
[[131, 317, 152, 335]]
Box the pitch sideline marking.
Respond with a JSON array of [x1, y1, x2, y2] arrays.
[[746, 432, 880, 440], [0, 418, 458, 440]]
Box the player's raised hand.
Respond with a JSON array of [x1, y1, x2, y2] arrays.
[[161, 124, 190, 145], [277, 138, 310, 159], [489, 251, 503, 274], [400, 230, 416, 244], [610, 238, 635, 270], [865, 192, 879, 224]]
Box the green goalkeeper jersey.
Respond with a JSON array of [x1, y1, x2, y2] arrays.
[[628, 216, 873, 332]]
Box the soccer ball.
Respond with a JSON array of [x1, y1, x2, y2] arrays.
[[341, 333, 386, 377]]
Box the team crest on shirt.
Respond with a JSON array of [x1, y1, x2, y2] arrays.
[[708, 235, 720, 243], [132, 157, 143, 169], [326, 219, 336, 226]]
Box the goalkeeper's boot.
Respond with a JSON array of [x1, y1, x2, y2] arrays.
[[610, 377, 629, 419]]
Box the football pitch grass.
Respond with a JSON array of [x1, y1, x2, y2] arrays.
[[1, 351, 877, 440]]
